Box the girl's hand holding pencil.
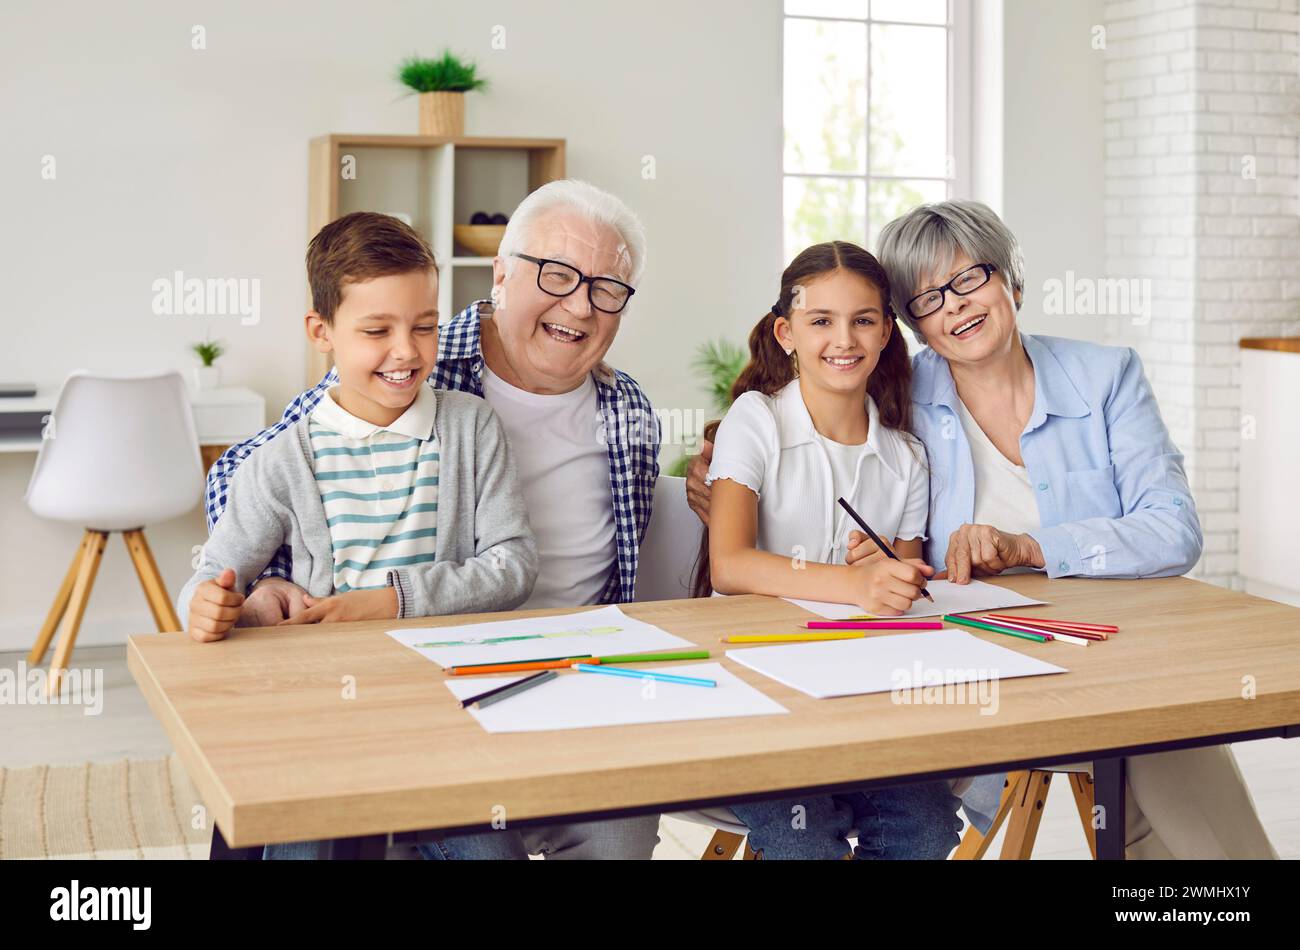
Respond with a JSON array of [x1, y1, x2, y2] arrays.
[[846, 558, 935, 616], [845, 530, 887, 567]]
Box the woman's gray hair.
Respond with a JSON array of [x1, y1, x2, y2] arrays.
[[498, 179, 647, 290], [875, 200, 1025, 344]]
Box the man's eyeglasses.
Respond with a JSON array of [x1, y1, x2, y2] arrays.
[[512, 254, 636, 315], [906, 263, 998, 319]]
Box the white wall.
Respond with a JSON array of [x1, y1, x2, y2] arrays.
[[1000, 0, 1109, 343], [0, 0, 783, 650]]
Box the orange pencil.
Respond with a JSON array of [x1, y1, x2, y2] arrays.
[[448, 656, 592, 676]]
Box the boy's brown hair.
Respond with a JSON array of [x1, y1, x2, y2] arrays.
[[307, 212, 438, 324]]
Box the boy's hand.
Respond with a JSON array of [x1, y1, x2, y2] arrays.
[[189, 568, 244, 642], [240, 576, 311, 627], [850, 558, 934, 616], [276, 588, 398, 626]]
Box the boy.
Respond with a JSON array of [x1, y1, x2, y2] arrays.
[[179, 211, 537, 638]]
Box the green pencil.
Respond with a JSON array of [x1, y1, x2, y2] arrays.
[[595, 650, 710, 664], [943, 614, 1049, 643]]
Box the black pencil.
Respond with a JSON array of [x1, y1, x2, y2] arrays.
[[836, 496, 934, 602], [459, 670, 557, 708]]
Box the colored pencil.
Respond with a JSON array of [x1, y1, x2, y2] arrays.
[[956, 614, 1091, 646], [459, 670, 557, 708], [595, 650, 710, 664], [448, 656, 592, 676], [984, 613, 1117, 634], [805, 621, 944, 630], [724, 632, 867, 643], [978, 617, 1107, 641], [573, 664, 715, 687], [836, 497, 934, 602], [943, 613, 1049, 643]]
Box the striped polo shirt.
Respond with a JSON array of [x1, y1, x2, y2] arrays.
[[306, 384, 440, 593]]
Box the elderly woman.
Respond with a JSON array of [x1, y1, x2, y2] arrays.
[[687, 201, 1274, 858], [868, 201, 1274, 858]]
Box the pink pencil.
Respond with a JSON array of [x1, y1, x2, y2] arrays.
[[805, 621, 944, 630]]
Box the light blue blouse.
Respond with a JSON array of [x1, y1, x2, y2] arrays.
[[911, 332, 1204, 830]]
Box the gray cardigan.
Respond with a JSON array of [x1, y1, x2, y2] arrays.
[[178, 388, 538, 624]]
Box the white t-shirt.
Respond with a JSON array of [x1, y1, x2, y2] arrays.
[[706, 380, 929, 566], [480, 364, 616, 608], [955, 397, 1042, 537]]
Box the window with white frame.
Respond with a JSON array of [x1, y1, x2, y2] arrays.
[[783, 0, 969, 263]]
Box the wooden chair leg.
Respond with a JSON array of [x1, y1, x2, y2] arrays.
[[701, 830, 745, 860], [951, 770, 1031, 859], [47, 530, 107, 696], [29, 531, 91, 665], [999, 770, 1052, 860], [1069, 772, 1098, 859], [123, 529, 181, 632]]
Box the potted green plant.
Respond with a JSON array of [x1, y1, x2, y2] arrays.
[[191, 338, 225, 390], [665, 338, 748, 477], [397, 52, 488, 137]]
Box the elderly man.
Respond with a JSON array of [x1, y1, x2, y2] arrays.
[[206, 180, 662, 860]]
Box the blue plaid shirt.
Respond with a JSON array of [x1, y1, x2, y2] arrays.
[[205, 300, 661, 604]]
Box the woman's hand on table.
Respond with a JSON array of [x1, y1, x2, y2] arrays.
[[276, 588, 399, 625], [942, 524, 1045, 584]]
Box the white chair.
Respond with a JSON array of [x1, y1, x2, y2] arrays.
[[26, 372, 203, 690], [634, 475, 704, 603]]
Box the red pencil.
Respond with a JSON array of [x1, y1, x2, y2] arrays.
[[984, 613, 1118, 634], [955, 613, 1098, 644]]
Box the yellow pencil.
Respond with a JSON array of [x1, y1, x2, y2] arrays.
[[723, 632, 866, 643]]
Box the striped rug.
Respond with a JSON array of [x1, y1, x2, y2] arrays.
[[0, 755, 210, 859]]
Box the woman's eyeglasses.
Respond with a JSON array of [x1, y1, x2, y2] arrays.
[[906, 263, 998, 319], [512, 254, 636, 315]]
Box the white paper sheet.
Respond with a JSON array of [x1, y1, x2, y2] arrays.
[[782, 579, 1046, 620], [387, 604, 695, 669], [445, 662, 789, 732], [726, 629, 1066, 699]]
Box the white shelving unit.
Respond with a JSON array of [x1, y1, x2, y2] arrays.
[[307, 134, 566, 387]]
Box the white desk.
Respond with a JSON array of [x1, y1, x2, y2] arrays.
[[0, 384, 265, 455]]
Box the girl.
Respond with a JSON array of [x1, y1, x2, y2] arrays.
[[694, 241, 961, 859]]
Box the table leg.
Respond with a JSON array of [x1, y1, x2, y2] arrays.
[[1093, 756, 1126, 860], [209, 825, 261, 860]]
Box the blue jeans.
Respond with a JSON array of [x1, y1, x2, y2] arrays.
[[729, 780, 962, 860], [264, 816, 660, 860], [263, 840, 337, 859], [419, 816, 662, 860]]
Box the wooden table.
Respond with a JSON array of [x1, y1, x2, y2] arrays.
[[127, 574, 1300, 859]]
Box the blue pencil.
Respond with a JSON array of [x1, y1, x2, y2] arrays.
[[572, 663, 716, 688]]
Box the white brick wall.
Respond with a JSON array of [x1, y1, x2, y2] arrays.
[[1103, 0, 1300, 588]]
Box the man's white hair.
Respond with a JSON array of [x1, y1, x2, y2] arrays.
[[498, 179, 647, 289]]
